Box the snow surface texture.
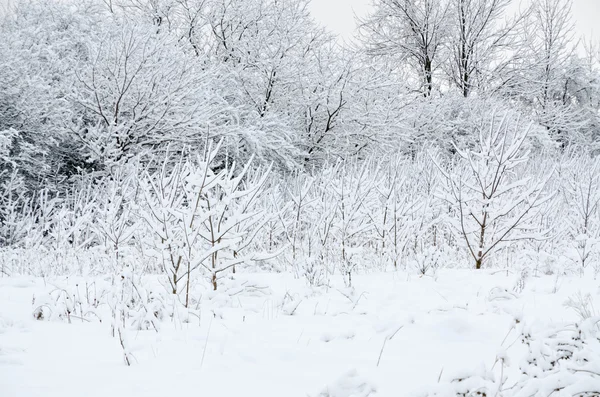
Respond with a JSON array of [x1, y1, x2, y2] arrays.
[[1, 270, 600, 397]]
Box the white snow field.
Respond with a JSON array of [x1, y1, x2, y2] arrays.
[[1, 270, 599, 397]]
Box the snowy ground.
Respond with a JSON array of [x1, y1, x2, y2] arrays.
[[1, 270, 598, 397]]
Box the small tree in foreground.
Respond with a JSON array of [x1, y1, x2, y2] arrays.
[[140, 142, 274, 300], [562, 155, 600, 275], [438, 113, 553, 269]]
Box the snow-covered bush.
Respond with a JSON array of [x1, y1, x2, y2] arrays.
[[328, 161, 377, 287], [424, 315, 600, 397], [316, 369, 376, 397], [32, 279, 108, 323], [140, 142, 275, 299], [561, 155, 600, 276], [511, 317, 600, 396]]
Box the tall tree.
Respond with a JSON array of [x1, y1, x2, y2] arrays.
[[521, 0, 583, 144], [447, 0, 518, 97], [358, 0, 449, 97]]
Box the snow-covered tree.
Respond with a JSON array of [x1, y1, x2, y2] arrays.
[[561, 154, 600, 275], [358, 0, 449, 96], [438, 112, 553, 269], [446, 0, 521, 97], [140, 142, 274, 297]]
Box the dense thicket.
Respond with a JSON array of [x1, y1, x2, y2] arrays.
[[1, 0, 600, 282]]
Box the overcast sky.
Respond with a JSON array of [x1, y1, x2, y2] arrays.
[[0, 0, 596, 41], [309, 0, 600, 41]]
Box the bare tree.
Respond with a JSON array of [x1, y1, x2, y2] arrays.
[[562, 154, 600, 274], [513, 0, 583, 144], [358, 0, 448, 96], [73, 23, 225, 165], [437, 112, 553, 269], [140, 142, 275, 297], [447, 0, 520, 97], [330, 160, 377, 287]]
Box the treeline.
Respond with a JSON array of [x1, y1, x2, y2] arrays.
[[1, 0, 598, 191], [1, 0, 600, 279]]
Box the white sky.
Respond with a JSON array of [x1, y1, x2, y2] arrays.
[[0, 0, 596, 40], [308, 0, 600, 41]]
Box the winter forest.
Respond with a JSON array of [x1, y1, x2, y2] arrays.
[[2, 0, 600, 395]]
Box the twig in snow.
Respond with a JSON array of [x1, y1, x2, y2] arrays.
[[377, 324, 405, 367], [200, 316, 213, 369]]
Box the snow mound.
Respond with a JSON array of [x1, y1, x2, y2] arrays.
[[316, 369, 376, 397]]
